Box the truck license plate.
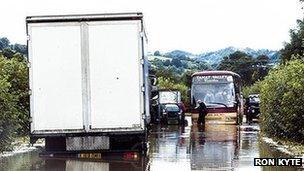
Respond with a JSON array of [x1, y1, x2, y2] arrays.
[[77, 153, 102, 159]]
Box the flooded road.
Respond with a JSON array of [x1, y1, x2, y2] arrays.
[[0, 117, 302, 171]]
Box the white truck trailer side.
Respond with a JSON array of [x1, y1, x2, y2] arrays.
[[26, 13, 150, 151]]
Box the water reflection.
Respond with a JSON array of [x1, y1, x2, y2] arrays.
[[0, 118, 302, 171], [0, 150, 43, 171], [148, 122, 240, 170], [54, 158, 146, 171], [0, 151, 148, 171], [259, 140, 301, 171], [190, 123, 239, 170], [148, 125, 191, 171]]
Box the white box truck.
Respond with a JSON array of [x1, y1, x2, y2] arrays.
[[26, 13, 150, 152]]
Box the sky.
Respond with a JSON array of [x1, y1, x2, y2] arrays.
[[0, 0, 302, 53]]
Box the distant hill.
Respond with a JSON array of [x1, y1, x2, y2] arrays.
[[162, 47, 280, 64], [164, 50, 195, 59]]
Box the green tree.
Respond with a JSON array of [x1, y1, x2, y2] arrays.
[[163, 59, 171, 66], [217, 51, 255, 85], [154, 66, 176, 81], [280, 19, 304, 63], [0, 37, 10, 50], [250, 55, 271, 82], [154, 50, 161, 56], [218, 51, 271, 85], [180, 71, 193, 88], [0, 51, 29, 152], [171, 58, 183, 68], [256, 55, 270, 65], [1, 48, 15, 59], [11, 44, 27, 55]]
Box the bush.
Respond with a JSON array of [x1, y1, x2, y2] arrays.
[[0, 78, 17, 151], [260, 60, 304, 143], [0, 54, 29, 152]]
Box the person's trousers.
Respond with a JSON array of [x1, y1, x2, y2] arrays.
[[197, 116, 205, 124]]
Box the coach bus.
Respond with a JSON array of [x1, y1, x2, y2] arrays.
[[191, 71, 243, 124]]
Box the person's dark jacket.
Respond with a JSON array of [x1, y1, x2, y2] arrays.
[[196, 102, 208, 117]]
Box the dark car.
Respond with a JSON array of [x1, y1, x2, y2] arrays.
[[245, 94, 260, 123], [161, 103, 185, 124]]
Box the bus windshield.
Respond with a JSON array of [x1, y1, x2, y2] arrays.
[[192, 75, 236, 108]]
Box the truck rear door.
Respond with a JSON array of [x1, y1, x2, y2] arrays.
[[28, 15, 145, 134], [29, 23, 84, 132], [88, 20, 144, 129]]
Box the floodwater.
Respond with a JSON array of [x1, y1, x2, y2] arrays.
[[0, 117, 302, 171]]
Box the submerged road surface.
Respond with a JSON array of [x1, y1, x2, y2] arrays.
[[0, 117, 301, 171]]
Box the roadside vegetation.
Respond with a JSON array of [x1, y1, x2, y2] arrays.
[[260, 60, 304, 143], [258, 17, 304, 145], [246, 16, 304, 147], [0, 38, 29, 152]]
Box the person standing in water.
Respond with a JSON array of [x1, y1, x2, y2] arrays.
[[196, 100, 208, 125]]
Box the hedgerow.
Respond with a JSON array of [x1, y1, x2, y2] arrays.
[[0, 54, 29, 152], [260, 59, 304, 143]]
